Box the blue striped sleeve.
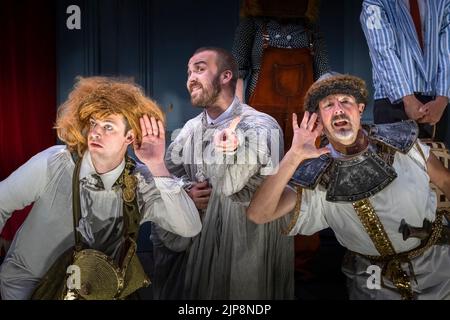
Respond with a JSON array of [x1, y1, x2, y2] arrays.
[[360, 0, 414, 102], [436, 1, 450, 99]]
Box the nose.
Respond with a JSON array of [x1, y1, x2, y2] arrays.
[[332, 102, 345, 115], [187, 72, 197, 86], [90, 124, 102, 139]]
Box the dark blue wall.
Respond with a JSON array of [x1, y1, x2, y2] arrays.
[[57, 0, 374, 130]]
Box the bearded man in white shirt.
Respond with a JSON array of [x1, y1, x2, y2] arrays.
[[248, 74, 450, 300]]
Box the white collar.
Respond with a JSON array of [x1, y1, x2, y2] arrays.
[[79, 151, 125, 191], [205, 98, 237, 126]]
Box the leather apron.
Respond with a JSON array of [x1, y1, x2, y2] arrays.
[[248, 24, 314, 150], [248, 23, 319, 275]]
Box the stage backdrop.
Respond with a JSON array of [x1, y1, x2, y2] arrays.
[[0, 0, 57, 243]]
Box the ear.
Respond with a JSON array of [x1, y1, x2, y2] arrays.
[[221, 70, 232, 85], [358, 103, 365, 115], [125, 130, 135, 145], [316, 110, 323, 124]]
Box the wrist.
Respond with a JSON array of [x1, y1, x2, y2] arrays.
[[285, 149, 305, 168], [145, 162, 170, 177], [436, 96, 449, 106]]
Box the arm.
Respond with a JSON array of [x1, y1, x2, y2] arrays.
[[211, 115, 282, 197], [247, 112, 330, 224], [138, 174, 201, 238], [311, 24, 331, 80], [360, 1, 414, 103], [435, 1, 450, 101], [0, 147, 51, 233], [421, 3, 450, 124], [135, 115, 201, 238], [427, 153, 450, 200], [232, 17, 256, 103]]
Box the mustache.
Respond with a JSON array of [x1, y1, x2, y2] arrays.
[[331, 114, 351, 123], [189, 82, 203, 92]]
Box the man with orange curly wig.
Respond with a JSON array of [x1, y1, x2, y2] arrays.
[[0, 77, 201, 300]]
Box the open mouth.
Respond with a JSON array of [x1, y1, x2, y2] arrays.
[[332, 119, 350, 128], [190, 84, 202, 94], [189, 84, 203, 94]]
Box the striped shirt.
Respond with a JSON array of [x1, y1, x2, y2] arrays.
[[360, 0, 450, 103]]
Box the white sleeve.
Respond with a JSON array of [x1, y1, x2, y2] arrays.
[[408, 140, 431, 172], [286, 184, 329, 236], [137, 172, 201, 238], [0, 148, 52, 233], [214, 120, 283, 197]]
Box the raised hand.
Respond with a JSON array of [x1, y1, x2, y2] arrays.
[[134, 114, 170, 176], [289, 112, 330, 163], [213, 116, 241, 154]]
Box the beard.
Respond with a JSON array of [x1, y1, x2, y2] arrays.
[[326, 114, 357, 144], [189, 75, 221, 107]]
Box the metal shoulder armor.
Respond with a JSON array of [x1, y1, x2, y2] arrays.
[[368, 120, 419, 153], [290, 154, 332, 189]]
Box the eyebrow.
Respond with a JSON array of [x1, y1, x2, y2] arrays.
[[188, 60, 207, 68], [91, 117, 119, 125]]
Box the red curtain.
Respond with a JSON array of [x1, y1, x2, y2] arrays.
[[0, 1, 56, 245]]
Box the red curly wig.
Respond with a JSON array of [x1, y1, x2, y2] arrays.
[[55, 76, 165, 156]]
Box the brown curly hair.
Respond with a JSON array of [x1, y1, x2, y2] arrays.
[[304, 74, 368, 113], [55, 76, 165, 156]]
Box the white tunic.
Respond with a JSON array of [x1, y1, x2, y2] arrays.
[[289, 141, 450, 299], [160, 97, 294, 299], [0, 145, 201, 300]]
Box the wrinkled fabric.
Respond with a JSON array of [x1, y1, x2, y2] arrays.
[[342, 245, 450, 300], [289, 140, 450, 299], [0, 146, 201, 300], [158, 97, 294, 299]]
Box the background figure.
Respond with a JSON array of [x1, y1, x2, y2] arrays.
[[232, 0, 330, 286], [360, 0, 450, 145]]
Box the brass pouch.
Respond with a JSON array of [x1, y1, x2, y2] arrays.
[[64, 238, 150, 300]]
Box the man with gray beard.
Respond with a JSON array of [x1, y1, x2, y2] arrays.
[[151, 47, 294, 299]]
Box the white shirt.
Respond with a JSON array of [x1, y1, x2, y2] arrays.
[[288, 141, 437, 256], [205, 100, 234, 126], [0, 146, 201, 299]]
